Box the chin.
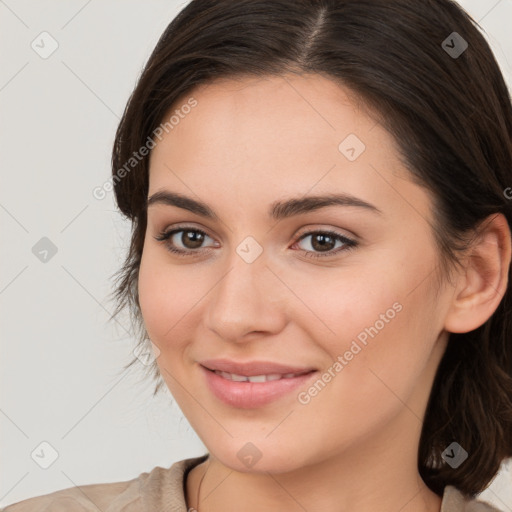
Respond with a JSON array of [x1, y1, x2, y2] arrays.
[[207, 440, 310, 475]]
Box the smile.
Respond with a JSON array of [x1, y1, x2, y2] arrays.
[[212, 369, 312, 382]]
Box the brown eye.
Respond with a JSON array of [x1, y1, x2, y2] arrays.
[[294, 230, 358, 259], [310, 233, 337, 252], [154, 227, 217, 256], [180, 230, 205, 249]]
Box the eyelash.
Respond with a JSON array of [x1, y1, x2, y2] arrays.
[[154, 225, 358, 259]]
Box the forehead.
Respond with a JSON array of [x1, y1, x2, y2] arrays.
[[147, 73, 433, 227], [151, 74, 392, 175], [166, 73, 375, 151]]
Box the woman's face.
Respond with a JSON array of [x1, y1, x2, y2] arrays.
[[138, 73, 454, 473]]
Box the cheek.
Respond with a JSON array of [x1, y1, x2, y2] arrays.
[[137, 255, 167, 340], [282, 258, 408, 353], [292, 290, 438, 453], [293, 245, 440, 398], [138, 247, 186, 342], [137, 246, 205, 346]]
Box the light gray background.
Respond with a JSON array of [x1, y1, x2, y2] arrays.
[[1, 0, 511, 509]]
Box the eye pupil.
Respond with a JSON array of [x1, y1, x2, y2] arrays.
[[312, 234, 335, 252], [183, 230, 204, 249]]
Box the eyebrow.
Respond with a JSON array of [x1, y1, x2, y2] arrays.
[[146, 190, 383, 220]]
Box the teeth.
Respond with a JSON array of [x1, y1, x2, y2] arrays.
[[213, 370, 305, 382], [248, 375, 266, 383]]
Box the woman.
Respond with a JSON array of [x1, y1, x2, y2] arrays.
[[4, 0, 512, 511]]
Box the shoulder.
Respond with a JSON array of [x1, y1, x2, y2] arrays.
[[1, 454, 209, 512], [0, 476, 140, 512], [442, 485, 505, 512]]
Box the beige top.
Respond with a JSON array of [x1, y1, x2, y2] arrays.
[[1, 453, 502, 512]]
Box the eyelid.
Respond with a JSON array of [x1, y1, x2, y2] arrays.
[[292, 229, 358, 257], [154, 223, 358, 260], [154, 224, 218, 248], [155, 222, 216, 241], [294, 224, 356, 239], [156, 222, 357, 242]]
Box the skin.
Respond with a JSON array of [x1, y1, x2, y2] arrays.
[[137, 73, 511, 512]]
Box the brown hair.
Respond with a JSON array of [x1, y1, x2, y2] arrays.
[[109, 0, 512, 497]]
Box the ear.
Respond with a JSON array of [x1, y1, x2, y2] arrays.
[[444, 213, 511, 334]]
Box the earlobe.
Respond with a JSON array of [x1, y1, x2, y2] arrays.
[[443, 213, 511, 334]]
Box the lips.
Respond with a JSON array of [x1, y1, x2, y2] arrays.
[[200, 358, 316, 377], [211, 370, 310, 382], [200, 364, 318, 408]]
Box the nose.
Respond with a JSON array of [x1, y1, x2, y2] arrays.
[[204, 248, 288, 343]]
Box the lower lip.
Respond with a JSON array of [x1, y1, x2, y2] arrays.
[[200, 365, 317, 409]]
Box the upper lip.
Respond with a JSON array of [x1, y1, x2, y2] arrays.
[[200, 358, 317, 377]]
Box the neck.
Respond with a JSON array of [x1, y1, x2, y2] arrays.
[[185, 425, 443, 512]]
